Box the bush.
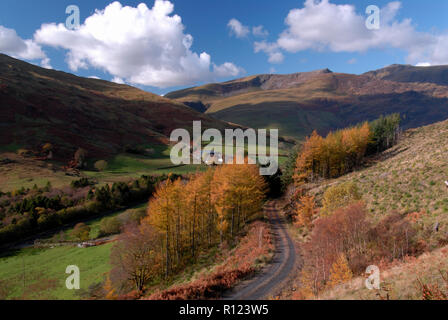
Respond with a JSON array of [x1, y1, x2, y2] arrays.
[[94, 160, 108, 172], [321, 182, 362, 216], [369, 212, 419, 261], [71, 222, 91, 241], [120, 208, 147, 226], [99, 217, 122, 237], [71, 178, 94, 189]]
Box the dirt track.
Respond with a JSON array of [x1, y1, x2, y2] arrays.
[[222, 202, 297, 300]]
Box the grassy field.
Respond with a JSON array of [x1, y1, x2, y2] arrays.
[[0, 243, 113, 300], [0, 144, 208, 192], [1, 139, 289, 193]]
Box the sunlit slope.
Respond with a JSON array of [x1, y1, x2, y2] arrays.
[[0, 54, 232, 160], [167, 67, 448, 140]]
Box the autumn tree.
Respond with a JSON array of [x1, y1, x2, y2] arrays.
[[328, 253, 353, 288], [294, 195, 316, 228], [110, 223, 162, 293], [321, 182, 361, 216], [74, 148, 88, 169], [212, 163, 266, 243], [301, 202, 370, 290], [294, 123, 371, 185], [142, 164, 267, 278]]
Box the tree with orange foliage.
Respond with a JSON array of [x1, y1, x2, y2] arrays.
[[328, 253, 353, 288], [294, 123, 371, 185], [294, 195, 316, 228]]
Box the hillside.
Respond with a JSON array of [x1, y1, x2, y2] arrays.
[[166, 66, 448, 140], [364, 64, 448, 86], [0, 54, 231, 161], [305, 118, 448, 246], [320, 245, 448, 300], [279, 119, 448, 300]]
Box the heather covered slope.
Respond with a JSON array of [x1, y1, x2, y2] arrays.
[[0, 54, 231, 160], [167, 66, 448, 139]]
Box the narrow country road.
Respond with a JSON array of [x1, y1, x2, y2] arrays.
[[222, 201, 297, 300]]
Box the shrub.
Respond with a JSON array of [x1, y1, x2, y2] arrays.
[[120, 208, 147, 225], [299, 202, 370, 295], [94, 160, 108, 172], [71, 178, 94, 188], [369, 212, 419, 261], [99, 217, 122, 237], [71, 222, 91, 241], [321, 182, 361, 216]]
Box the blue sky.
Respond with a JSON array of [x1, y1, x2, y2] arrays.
[[1, 0, 448, 94]]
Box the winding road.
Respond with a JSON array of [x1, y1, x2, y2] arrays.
[[223, 202, 297, 300]]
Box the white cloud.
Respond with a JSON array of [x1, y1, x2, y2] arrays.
[[213, 62, 244, 78], [252, 25, 269, 37], [276, 0, 428, 53], [35, 1, 242, 88], [415, 62, 431, 67], [256, 0, 448, 66], [88, 75, 101, 79], [0, 25, 50, 67], [228, 18, 250, 38], [111, 76, 125, 84], [347, 58, 357, 64], [254, 41, 284, 64]]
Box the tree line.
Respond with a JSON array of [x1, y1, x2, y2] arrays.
[[0, 175, 176, 245], [294, 114, 401, 184], [110, 163, 267, 292]]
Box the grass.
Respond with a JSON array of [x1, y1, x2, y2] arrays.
[[45, 203, 148, 242], [0, 243, 113, 300], [0, 153, 76, 192], [0, 144, 207, 192]]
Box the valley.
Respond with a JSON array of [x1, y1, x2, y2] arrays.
[[1, 53, 448, 301]]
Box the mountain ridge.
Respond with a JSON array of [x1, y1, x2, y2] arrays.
[[166, 64, 448, 139]]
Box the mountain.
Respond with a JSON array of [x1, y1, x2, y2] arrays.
[[166, 66, 448, 140], [364, 64, 448, 86], [0, 54, 232, 160]]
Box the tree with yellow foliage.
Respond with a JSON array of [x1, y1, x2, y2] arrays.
[[141, 163, 267, 277], [328, 253, 353, 288], [212, 163, 266, 243], [294, 123, 371, 185], [321, 182, 361, 216]]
